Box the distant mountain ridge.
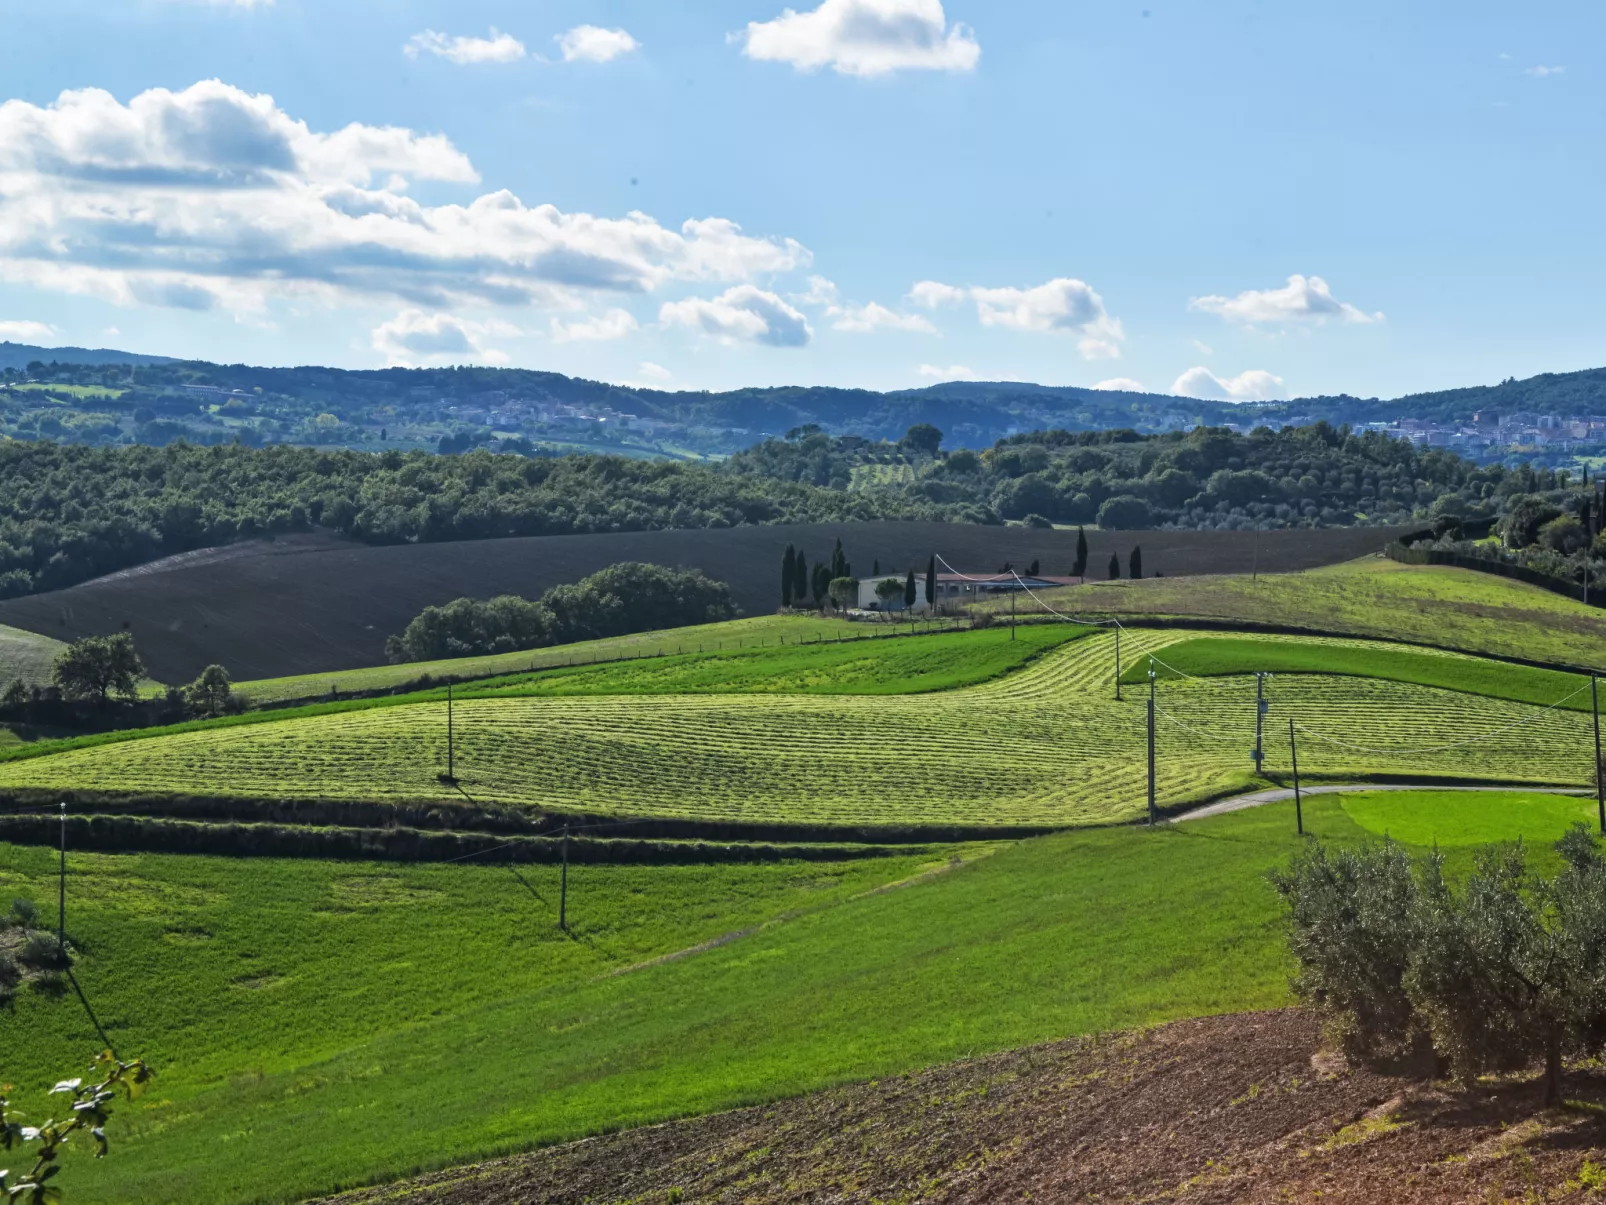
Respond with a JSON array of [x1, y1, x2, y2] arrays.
[[0, 340, 172, 370], [9, 339, 1604, 448]]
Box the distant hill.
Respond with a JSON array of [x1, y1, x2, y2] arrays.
[[0, 340, 172, 370], [9, 344, 1606, 454]]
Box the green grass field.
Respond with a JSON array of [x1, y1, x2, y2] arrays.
[[997, 556, 1606, 671], [471, 623, 1089, 698], [0, 620, 68, 688], [0, 788, 1581, 1205], [234, 614, 951, 705], [11, 382, 127, 399], [1339, 788, 1599, 846], [1124, 634, 1596, 712], [0, 628, 1593, 828]]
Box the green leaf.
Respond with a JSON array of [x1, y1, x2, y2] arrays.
[[45, 1083, 78, 1097]]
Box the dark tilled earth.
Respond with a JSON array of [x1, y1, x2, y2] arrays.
[[310, 1009, 1606, 1204]]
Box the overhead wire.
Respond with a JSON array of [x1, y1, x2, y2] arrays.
[[942, 548, 1598, 775]]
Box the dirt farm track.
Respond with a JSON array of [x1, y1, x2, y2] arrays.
[[0, 521, 1405, 682]]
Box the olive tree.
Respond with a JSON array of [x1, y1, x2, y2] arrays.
[[1275, 824, 1606, 1104]]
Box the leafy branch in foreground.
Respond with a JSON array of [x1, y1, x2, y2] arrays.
[[0, 1053, 153, 1204]]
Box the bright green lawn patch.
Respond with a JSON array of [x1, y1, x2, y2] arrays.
[[0, 621, 67, 688], [235, 614, 952, 705], [12, 382, 126, 399], [1340, 789, 1598, 847], [5, 793, 1576, 1205], [476, 623, 1089, 698], [1123, 635, 1594, 712], [1000, 556, 1606, 671]]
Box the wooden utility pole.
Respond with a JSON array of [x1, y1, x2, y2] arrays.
[[1289, 718, 1303, 836], [1010, 589, 1016, 641], [1147, 663, 1157, 825], [1594, 675, 1604, 835], [559, 825, 570, 931], [58, 800, 66, 947], [1253, 674, 1269, 775], [1114, 626, 1123, 701]]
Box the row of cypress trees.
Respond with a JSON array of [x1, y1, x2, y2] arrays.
[[779, 541, 940, 610], [779, 533, 1150, 609]]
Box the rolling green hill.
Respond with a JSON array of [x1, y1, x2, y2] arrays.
[[0, 628, 1593, 830], [997, 556, 1606, 671], [0, 789, 1583, 1205]]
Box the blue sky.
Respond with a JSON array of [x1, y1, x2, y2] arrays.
[[0, 0, 1598, 401]]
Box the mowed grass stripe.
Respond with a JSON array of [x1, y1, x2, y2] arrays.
[[1124, 633, 1594, 711], [0, 631, 1592, 828]]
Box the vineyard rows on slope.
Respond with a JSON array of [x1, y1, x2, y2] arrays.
[[0, 630, 1591, 829]]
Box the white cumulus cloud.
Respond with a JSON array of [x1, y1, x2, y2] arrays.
[[908, 279, 967, 308], [637, 361, 673, 381], [1527, 65, 1565, 77], [0, 320, 59, 342], [918, 363, 979, 380], [372, 309, 511, 366], [1171, 366, 1285, 402], [406, 29, 527, 65], [1093, 377, 1145, 393], [909, 277, 1122, 358], [0, 80, 809, 320], [828, 300, 935, 333], [1188, 274, 1381, 327], [740, 0, 980, 77], [550, 308, 639, 342], [660, 286, 812, 347], [559, 26, 641, 63]]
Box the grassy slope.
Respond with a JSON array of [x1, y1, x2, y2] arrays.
[[0, 621, 67, 688], [1340, 788, 1600, 846], [1124, 634, 1596, 712], [1003, 557, 1606, 670], [0, 624, 1073, 771], [233, 614, 949, 705], [1, 790, 1574, 1205], [471, 623, 1089, 698], [0, 628, 1591, 827]]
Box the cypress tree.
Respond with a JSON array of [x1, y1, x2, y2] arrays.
[[782, 545, 796, 608], [795, 551, 808, 602], [1075, 526, 1089, 578], [831, 538, 846, 580], [925, 555, 937, 608], [1130, 545, 1143, 580], [1108, 552, 1121, 580], [1027, 559, 1040, 577], [873, 558, 880, 575], [904, 568, 917, 607]]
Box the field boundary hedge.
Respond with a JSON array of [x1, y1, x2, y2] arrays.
[[1385, 541, 1602, 609], [0, 789, 1059, 845], [0, 813, 949, 865]]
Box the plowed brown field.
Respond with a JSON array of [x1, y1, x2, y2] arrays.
[[310, 1010, 1606, 1204]]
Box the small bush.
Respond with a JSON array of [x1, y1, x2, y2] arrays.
[[5, 896, 38, 929], [19, 931, 68, 971], [0, 951, 19, 1001]]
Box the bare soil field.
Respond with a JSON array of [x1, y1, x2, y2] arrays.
[[0, 523, 1403, 683], [312, 1009, 1606, 1205]]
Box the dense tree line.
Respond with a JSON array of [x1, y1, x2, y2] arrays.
[[0, 421, 1564, 602], [0, 441, 940, 598], [728, 422, 1528, 532], [385, 562, 738, 663]]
